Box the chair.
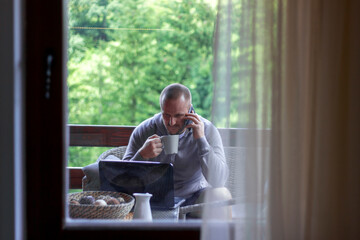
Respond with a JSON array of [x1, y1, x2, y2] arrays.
[[82, 146, 127, 191], [96, 146, 128, 162], [82, 146, 241, 219]]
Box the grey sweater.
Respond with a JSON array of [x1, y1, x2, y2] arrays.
[[123, 113, 229, 199]]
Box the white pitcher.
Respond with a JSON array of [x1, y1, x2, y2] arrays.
[[133, 193, 153, 221]]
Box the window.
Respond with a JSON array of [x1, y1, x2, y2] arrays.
[[25, 0, 205, 237], [65, 0, 220, 227]]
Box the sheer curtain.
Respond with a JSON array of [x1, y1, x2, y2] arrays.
[[203, 0, 360, 239]]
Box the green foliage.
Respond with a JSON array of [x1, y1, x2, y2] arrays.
[[67, 0, 217, 166], [68, 147, 111, 167], [67, 0, 216, 124]]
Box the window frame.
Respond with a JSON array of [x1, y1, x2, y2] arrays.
[[24, 0, 201, 238]]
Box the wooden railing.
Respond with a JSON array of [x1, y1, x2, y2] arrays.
[[69, 124, 135, 147], [68, 124, 270, 189], [69, 167, 85, 189], [68, 125, 135, 189]]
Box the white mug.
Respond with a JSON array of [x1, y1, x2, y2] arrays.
[[160, 135, 179, 154]]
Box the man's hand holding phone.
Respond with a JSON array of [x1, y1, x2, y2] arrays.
[[184, 107, 204, 140], [139, 134, 163, 160]]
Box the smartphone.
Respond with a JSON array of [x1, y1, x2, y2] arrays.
[[184, 105, 195, 126]]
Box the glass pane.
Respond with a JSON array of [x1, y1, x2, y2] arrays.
[[66, 0, 217, 224]]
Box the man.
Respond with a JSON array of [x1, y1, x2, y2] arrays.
[[123, 83, 231, 218]]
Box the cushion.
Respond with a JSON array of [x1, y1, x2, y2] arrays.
[[82, 162, 100, 191], [82, 155, 121, 191]]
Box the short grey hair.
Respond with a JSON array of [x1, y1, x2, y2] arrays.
[[159, 83, 192, 109]]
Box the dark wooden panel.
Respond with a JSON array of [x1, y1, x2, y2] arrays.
[[25, 0, 66, 238], [69, 125, 135, 147], [68, 167, 84, 189]]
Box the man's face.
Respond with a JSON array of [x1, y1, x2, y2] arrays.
[[161, 96, 190, 135]]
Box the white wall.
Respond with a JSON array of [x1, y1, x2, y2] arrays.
[[0, 0, 24, 239]]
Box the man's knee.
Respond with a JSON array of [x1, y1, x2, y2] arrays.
[[196, 187, 232, 204], [188, 187, 232, 219]]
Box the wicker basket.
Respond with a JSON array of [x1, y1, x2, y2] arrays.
[[68, 191, 134, 219]]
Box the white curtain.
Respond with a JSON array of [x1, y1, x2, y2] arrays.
[[203, 0, 360, 239]]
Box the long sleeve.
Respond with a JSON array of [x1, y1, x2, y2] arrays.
[[196, 123, 229, 187], [122, 117, 157, 161], [122, 128, 145, 161]]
